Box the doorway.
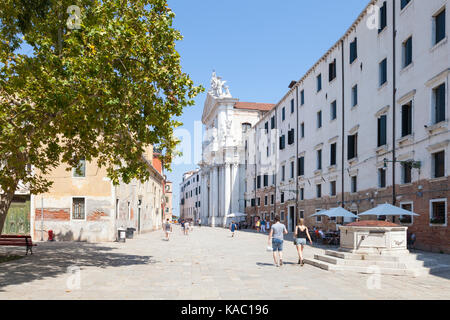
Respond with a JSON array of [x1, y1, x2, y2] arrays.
[[289, 206, 295, 232]]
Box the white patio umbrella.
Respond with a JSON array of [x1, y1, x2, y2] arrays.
[[310, 209, 328, 217], [226, 212, 247, 218], [226, 212, 247, 222], [358, 203, 420, 217], [311, 207, 358, 219]]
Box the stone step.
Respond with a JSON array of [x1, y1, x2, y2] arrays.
[[315, 254, 437, 268], [324, 250, 424, 262], [304, 258, 450, 277]]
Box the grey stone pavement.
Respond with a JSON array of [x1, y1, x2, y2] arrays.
[[0, 225, 449, 300]]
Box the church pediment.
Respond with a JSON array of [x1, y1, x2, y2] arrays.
[[201, 72, 238, 124]]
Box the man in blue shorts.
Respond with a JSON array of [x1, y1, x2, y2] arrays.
[[268, 215, 288, 267], [230, 220, 238, 237]]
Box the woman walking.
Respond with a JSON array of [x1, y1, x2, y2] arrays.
[[164, 219, 172, 241], [294, 218, 312, 266]]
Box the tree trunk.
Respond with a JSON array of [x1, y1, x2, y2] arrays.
[[0, 184, 18, 236]]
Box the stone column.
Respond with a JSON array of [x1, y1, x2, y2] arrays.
[[209, 168, 214, 226], [218, 165, 224, 224], [231, 163, 240, 214], [212, 166, 219, 226], [223, 163, 231, 227]]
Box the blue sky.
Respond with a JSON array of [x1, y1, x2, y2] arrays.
[[167, 0, 369, 217]]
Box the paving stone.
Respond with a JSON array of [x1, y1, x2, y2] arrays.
[[0, 225, 449, 299]]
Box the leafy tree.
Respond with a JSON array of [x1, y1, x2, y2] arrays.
[[0, 0, 203, 234]]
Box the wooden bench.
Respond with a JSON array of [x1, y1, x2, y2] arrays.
[[0, 235, 36, 255]]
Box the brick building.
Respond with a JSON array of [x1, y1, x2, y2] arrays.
[[30, 145, 165, 242], [245, 0, 449, 253]]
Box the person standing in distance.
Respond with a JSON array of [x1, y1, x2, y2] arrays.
[[268, 215, 288, 267]]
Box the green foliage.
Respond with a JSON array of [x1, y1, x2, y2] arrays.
[[0, 0, 203, 197]]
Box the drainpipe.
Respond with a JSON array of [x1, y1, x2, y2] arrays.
[[274, 106, 278, 219], [392, 1, 397, 206], [295, 86, 299, 222], [254, 127, 257, 225], [340, 39, 345, 208]]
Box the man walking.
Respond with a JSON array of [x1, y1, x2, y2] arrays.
[[184, 220, 190, 235], [268, 215, 288, 267], [230, 220, 238, 237], [260, 218, 266, 233], [164, 218, 172, 241]]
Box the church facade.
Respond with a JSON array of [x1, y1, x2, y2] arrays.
[[199, 72, 274, 227]]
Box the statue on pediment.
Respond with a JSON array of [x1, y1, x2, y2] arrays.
[[209, 71, 232, 98]]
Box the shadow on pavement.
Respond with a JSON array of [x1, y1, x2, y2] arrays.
[[0, 241, 154, 291]]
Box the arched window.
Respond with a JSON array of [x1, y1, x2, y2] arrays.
[[242, 123, 252, 133]]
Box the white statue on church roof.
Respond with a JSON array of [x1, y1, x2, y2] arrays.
[[209, 71, 232, 98]]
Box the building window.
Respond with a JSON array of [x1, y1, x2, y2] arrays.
[[351, 85, 358, 107], [430, 199, 447, 225], [73, 159, 86, 177], [433, 83, 446, 124], [290, 161, 295, 179], [399, 202, 413, 224], [270, 212, 274, 221], [257, 176, 261, 189], [288, 129, 295, 145], [299, 210, 304, 219], [264, 196, 268, 206], [317, 149, 322, 170], [271, 194, 274, 205], [402, 162, 412, 184], [271, 116, 275, 129], [402, 36, 413, 68], [317, 74, 322, 92], [317, 111, 322, 128], [282, 107, 286, 121], [257, 198, 261, 207], [379, 58, 387, 86], [251, 199, 255, 207], [291, 99, 295, 113], [351, 176, 357, 193], [378, 1, 387, 33], [432, 150, 445, 178], [300, 122, 305, 138], [279, 135, 286, 150], [434, 8, 446, 45], [72, 197, 85, 220], [377, 114, 387, 147], [330, 100, 337, 120], [263, 174, 269, 187], [347, 133, 358, 160], [330, 181, 336, 196], [316, 184, 322, 198], [401, 102, 412, 137], [329, 59, 337, 82], [350, 37, 357, 64], [281, 165, 285, 181], [401, 0, 411, 10], [242, 123, 252, 133], [378, 168, 386, 188], [281, 211, 285, 221], [300, 90, 305, 105], [300, 188, 304, 200], [330, 143, 337, 166], [298, 156, 305, 176], [281, 193, 285, 204], [315, 209, 322, 223]]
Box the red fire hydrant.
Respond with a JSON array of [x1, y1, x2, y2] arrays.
[[48, 230, 54, 241]]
